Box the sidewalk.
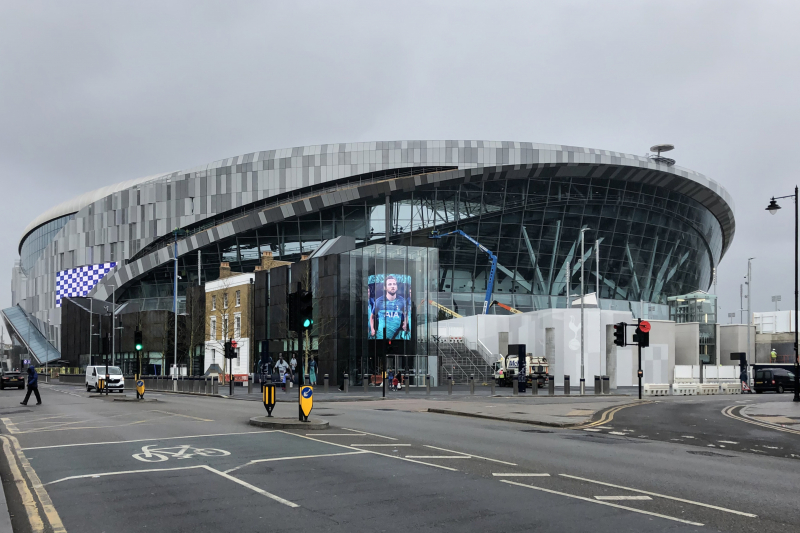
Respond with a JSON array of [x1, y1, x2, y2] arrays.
[[742, 400, 800, 426]]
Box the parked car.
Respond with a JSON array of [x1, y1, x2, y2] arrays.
[[0, 370, 25, 390], [86, 365, 125, 392], [754, 368, 797, 394]]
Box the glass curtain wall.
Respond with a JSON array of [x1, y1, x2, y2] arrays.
[[115, 176, 722, 320]]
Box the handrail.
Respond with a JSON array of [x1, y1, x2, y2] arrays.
[[477, 339, 496, 366]]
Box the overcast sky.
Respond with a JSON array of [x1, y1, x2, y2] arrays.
[[1, 1, 798, 327]]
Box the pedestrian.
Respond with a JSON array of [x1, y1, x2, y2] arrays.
[[771, 348, 778, 363], [21, 366, 41, 406], [290, 354, 297, 374], [274, 355, 289, 379], [309, 357, 317, 386], [392, 375, 399, 391]]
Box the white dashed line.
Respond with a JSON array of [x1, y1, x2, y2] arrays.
[[492, 473, 550, 477], [595, 495, 652, 501]]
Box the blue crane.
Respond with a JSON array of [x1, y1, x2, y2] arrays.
[[429, 229, 498, 315]]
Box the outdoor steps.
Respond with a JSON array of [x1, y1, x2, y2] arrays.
[[436, 342, 493, 384]]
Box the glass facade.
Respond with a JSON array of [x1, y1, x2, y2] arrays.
[[19, 214, 74, 273], [116, 175, 723, 319], [668, 291, 718, 364]]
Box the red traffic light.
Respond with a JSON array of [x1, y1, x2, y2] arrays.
[[639, 320, 651, 333], [231, 340, 238, 349]]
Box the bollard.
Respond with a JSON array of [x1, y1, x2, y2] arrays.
[[564, 375, 571, 396], [602, 375, 610, 394], [447, 375, 453, 395], [580, 378, 585, 396], [212, 376, 219, 395], [343, 374, 349, 393], [205, 376, 210, 395], [426, 374, 431, 396], [531, 378, 538, 395], [490, 378, 495, 396], [548, 377, 555, 395], [513, 379, 519, 395], [469, 375, 475, 395], [305, 374, 310, 388], [363, 374, 369, 393], [405, 375, 409, 395], [248, 375, 253, 395], [324, 374, 329, 393], [594, 375, 601, 395]]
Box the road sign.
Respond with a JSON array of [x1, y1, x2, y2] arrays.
[[299, 385, 313, 421], [23, 359, 29, 365], [639, 320, 651, 333], [263, 383, 276, 417], [136, 379, 145, 399]]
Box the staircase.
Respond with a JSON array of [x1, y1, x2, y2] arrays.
[[435, 340, 493, 384]]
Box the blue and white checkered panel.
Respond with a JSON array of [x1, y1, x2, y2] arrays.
[[55, 262, 117, 307]]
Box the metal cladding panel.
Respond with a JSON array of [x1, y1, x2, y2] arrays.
[[15, 139, 735, 338]]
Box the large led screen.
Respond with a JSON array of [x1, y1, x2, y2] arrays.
[[368, 274, 411, 340], [55, 262, 117, 307]]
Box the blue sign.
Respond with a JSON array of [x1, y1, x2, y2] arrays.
[[302, 387, 313, 399]]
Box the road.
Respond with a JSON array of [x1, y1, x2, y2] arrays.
[[0, 383, 797, 532]]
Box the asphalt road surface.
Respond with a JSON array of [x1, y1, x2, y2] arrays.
[[0, 384, 796, 533]]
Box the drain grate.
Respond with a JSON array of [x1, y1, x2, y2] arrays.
[[687, 450, 734, 458]]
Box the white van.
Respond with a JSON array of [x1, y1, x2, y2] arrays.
[[86, 365, 125, 392]]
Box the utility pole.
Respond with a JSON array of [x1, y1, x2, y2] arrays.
[[580, 228, 587, 395], [173, 228, 179, 388], [746, 258, 754, 366]]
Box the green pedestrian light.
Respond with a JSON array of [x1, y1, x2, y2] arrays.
[[303, 318, 313, 328]]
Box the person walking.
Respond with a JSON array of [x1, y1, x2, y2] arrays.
[[771, 348, 778, 363], [309, 357, 318, 386], [21, 366, 41, 406]]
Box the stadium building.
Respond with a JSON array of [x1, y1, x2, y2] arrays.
[[4, 140, 735, 377]]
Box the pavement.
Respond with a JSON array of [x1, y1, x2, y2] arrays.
[[0, 381, 797, 532]]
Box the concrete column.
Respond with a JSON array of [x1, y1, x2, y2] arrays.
[[605, 324, 617, 390]]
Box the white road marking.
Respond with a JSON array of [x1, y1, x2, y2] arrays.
[[582, 428, 601, 432], [501, 481, 703, 526], [45, 465, 206, 485], [492, 473, 550, 477], [351, 444, 411, 447], [681, 435, 695, 439], [608, 431, 626, 435], [718, 440, 739, 444], [559, 474, 758, 517], [595, 495, 652, 501], [280, 431, 458, 472], [46, 464, 299, 507], [423, 445, 517, 466], [203, 466, 299, 507], [341, 428, 397, 440], [22, 430, 275, 450], [405, 455, 470, 459], [224, 451, 368, 474], [307, 433, 365, 436]]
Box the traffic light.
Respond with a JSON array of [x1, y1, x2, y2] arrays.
[[224, 339, 238, 359], [635, 325, 650, 348], [613, 322, 626, 347], [298, 290, 313, 329], [287, 291, 299, 333], [134, 329, 143, 351]]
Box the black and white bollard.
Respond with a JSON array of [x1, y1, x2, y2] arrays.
[[324, 374, 329, 393], [343, 373, 349, 393], [447, 375, 453, 395], [564, 375, 571, 396], [426, 374, 431, 396], [363, 374, 369, 393]]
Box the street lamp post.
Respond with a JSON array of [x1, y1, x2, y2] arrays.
[[766, 189, 800, 402]]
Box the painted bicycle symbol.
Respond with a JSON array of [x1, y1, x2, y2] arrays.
[[132, 444, 230, 463]]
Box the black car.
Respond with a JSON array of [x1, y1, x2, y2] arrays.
[[754, 368, 797, 394], [0, 371, 25, 390]]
